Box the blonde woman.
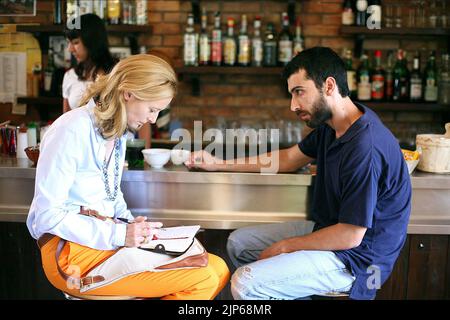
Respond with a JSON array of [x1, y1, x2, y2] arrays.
[[27, 54, 230, 300]]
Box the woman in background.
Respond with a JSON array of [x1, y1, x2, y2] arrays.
[[62, 13, 116, 113]]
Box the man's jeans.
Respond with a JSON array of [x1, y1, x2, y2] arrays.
[[227, 221, 356, 300]]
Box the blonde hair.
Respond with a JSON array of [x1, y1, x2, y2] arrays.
[[80, 54, 177, 140]]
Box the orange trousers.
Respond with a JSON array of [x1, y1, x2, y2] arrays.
[[40, 236, 230, 300]]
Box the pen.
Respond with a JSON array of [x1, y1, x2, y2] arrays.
[[117, 217, 132, 224]]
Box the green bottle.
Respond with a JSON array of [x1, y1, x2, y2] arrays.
[[392, 49, 409, 101], [424, 51, 438, 102], [344, 49, 357, 99], [357, 53, 371, 101]]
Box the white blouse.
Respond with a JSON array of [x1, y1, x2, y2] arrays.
[[27, 100, 134, 250], [62, 68, 93, 109]]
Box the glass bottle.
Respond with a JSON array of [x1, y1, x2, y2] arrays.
[[278, 12, 293, 66], [183, 13, 198, 66], [409, 52, 423, 102], [136, 0, 147, 25], [44, 49, 55, 95], [93, 0, 107, 20], [371, 50, 385, 101], [384, 50, 394, 101], [122, 0, 132, 25], [356, 0, 368, 26], [263, 23, 277, 67], [438, 53, 450, 105], [357, 53, 371, 101], [199, 7, 211, 66], [251, 16, 263, 67], [211, 11, 222, 66], [342, 0, 355, 25], [223, 18, 237, 66], [293, 17, 304, 56], [424, 51, 438, 102], [344, 49, 357, 99], [54, 0, 63, 24], [107, 0, 121, 25], [393, 49, 410, 101], [238, 14, 251, 66]]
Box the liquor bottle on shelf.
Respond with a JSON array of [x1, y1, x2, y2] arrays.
[[293, 17, 304, 56], [278, 12, 293, 66], [93, 0, 107, 20], [199, 7, 211, 66], [367, 0, 382, 29], [223, 18, 237, 66], [211, 11, 223, 66], [107, 0, 121, 25], [409, 52, 423, 102], [392, 49, 410, 102], [438, 53, 450, 105], [136, 0, 147, 25], [357, 53, 371, 101], [79, 0, 93, 15], [238, 14, 251, 66], [371, 50, 385, 101], [183, 13, 198, 66], [342, 0, 355, 26], [122, 0, 133, 25], [384, 50, 394, 101], [355, 0, 368, 26], [263, 23, 277, 67], [251, 16, 263, 67], [424, 51, 438, 102], [44, 49, 55, 96], [344, 49, 357, 99], [54, 0, 63, 24]]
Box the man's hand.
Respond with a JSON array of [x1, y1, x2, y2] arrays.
[[258, 240, 288, 260], [184, 150, 222, 171], [124, 216, 163, 247]]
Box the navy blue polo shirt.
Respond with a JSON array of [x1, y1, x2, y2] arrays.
[[298, 102, 411, 300]]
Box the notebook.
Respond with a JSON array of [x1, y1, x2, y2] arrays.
[[139, 225, 201, 256]]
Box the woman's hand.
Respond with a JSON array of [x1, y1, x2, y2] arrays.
[[184, 150, 222, 171], [124, 216, 163, 247]]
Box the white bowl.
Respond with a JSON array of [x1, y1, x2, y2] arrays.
[[171, 149, 191, 165], [142, 148, 171, 169]]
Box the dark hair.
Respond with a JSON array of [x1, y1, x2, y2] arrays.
[[282, 47, 349, 97], [65, 14, 117, 80]]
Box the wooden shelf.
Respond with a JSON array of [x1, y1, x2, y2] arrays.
[[17, 96, 62, 106], [359, 101, 448, 112], [176, 66, 284, 76], [16, 24, 152, 34], [340, 26, 450, 36]]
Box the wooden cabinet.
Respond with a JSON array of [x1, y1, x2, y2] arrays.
[[377, 235, 450, 300], [406, 235, 449, 299], [1, 221, 449, 300]]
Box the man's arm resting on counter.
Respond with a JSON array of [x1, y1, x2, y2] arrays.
[[259, 223, 367, 260], [216, 145, 313, 173]]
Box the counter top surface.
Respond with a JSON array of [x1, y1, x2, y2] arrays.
[[1, 156, 450, 234], [1, 156, 449, 187]]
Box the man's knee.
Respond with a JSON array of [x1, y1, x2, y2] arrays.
[[230, 265, 259, 300]]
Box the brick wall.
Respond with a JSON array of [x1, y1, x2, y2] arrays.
[[144, 0, 446, 141], [0, 0, 447, 143]]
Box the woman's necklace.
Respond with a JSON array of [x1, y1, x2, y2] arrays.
[[102, 138, 120, 201]]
